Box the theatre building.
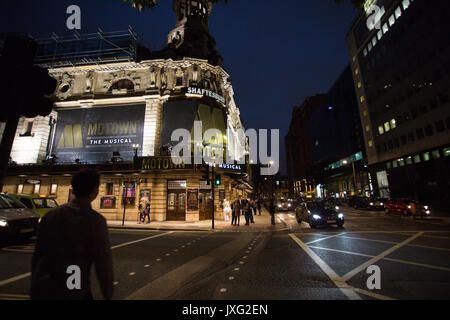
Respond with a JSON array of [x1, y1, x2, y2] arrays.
[[1, 0, 252, 222]]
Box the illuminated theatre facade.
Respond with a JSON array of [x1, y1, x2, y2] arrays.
[[2, 0, 252, 222]]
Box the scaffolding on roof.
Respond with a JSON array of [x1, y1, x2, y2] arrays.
[[34, 26, 139, 68]]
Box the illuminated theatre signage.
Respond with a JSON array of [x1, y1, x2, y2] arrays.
[[135, 157, 189, 171], [53, 104, 145, 163], [186, 87, 226, 105]]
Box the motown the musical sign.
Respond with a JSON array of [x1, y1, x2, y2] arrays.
[[135, 157, 192, 171]]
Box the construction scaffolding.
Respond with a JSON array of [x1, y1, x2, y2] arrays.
[[34, 27, 139, 68]]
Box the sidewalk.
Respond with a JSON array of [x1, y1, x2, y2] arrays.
[[107, 208, 286, 232]]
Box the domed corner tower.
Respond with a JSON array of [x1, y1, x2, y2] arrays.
[[156, 0, 223, 66]]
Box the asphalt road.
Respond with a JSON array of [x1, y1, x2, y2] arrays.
[[0, 207, 449, 300]]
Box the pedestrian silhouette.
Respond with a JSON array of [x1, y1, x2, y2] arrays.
[[30, 170, 114, 300]]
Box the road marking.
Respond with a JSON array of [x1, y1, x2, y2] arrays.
[[340, 235, 450, 252], [309, 245, 450, 272], [305, 232, 347, 245], [0, 293, 30, 300], [353, 288, 395, 300], [111, 231, 174, 250], [288, 233, 361, 300], [0, 272, 31, 288], [340, 232, 424, 282]]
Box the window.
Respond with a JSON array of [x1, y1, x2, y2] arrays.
[[425, 125, 434, 137], [368, 42, 373, 52], [398, 159, 405, 167], [406, 156, 413, 165], [352, 56, 356, 62], [389, 14, 395, 26], [358, 82, 362, 88], [423, 152, 430, 161], [20, 198, 33, 209], [393, 138, 400, 148], [50, 184, 58, 195], [355, 68, 359, 75], [413, 155, 421, 163], [363, 48, 368, 57], [372, 37, 377, 47], [386, 162, 391, 169], [16, 184, 24, 194], [392, 160, 398, 168], [402, 0, 410, 10], [106, 183, 114, 195], [377, 30, 383, 40], [408, 132, 415, 142], [365, 125, 370, 132], [360, 96, 365, 103], [401, 135, 407, 145], [20, 120, 34, 137], [368, 140, 373, 148], [362, 109, 368, 116], [34, 184, 40, 195], [416, 128, 425, 140], [444, 148, 450, 157], [384, 122, 390, 132], [382, 23, 389, 34], [378, 126, 384, 135], [390, 119, 397, 129], [395, 6, 402, 19], [436, 120, 445, 132], [432, 150, 440, 159]]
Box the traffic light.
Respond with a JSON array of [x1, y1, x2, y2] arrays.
[[203, 165, 210, 185], [215, 174, 221, 186]]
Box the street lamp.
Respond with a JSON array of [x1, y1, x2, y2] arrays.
[[343, 159, 357, 196], [133, 144, 140, 157]]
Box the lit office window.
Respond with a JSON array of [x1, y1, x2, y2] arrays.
[[363, 48, 368, 57], [402, 0, 410, 10], [368, 42, 373, 52], [399, 159, 405, 167], [423, 152, 430, 161], [389, 14, 395, 26], [406, 157, 413, 165], [368, 140, 373, 148], [363, 109, 368, 116], [352, 56, 356, 62], [395, 6, 402, 19], [444, 148, 450, 157], [413, 155, 421, 163], [384, 122, 390, 132], [365, 125, 370, 132], [392, 160, 398, 168], [17, 184, 24, 194], [355, 68, 359, 75], [377, 30, 383, 40], [372, 37, 377, 47], [358, 81, 362, 88], [382, 23, 389, 34], [378, 126, 384, 135], [386, 162, 391, 169], [360, 96, 365, 103], [432, 150, 440, 159], [390, 119, 397, 129]]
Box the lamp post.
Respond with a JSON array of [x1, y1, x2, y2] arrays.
[[343, 160, 358, 196], [133, 144, 140, 158]]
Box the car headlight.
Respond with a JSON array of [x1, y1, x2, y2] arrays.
[[312, 214, 321, 220], [338, 213, 344, 219], [335, 206, 340, 210], [0, 219, 8, 227]]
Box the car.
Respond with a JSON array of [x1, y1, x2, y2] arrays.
[[384, 198, 431, 217], [349, 197, 385, 210], [276, 200, 293, 212], [295, 200, 344, 228], [0, 193, 40, 241], [11, 194, 58, 218]]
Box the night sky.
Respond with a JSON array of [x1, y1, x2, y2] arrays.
[[0, 0, 358, 174]]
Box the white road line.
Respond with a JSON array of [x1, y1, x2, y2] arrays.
[[0, 231, 174, 288], [111, 231, 174, 250], [288, 233, 361, 300], [306, 232, 347, 245], [340, 232, 424, 282]]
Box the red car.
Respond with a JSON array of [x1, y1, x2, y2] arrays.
[[384, 198, 431, 217]]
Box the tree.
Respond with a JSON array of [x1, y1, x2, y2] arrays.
[[123, 0, 228, 11]]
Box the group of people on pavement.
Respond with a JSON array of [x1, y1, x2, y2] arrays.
[[224, 197, 262, 226]]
